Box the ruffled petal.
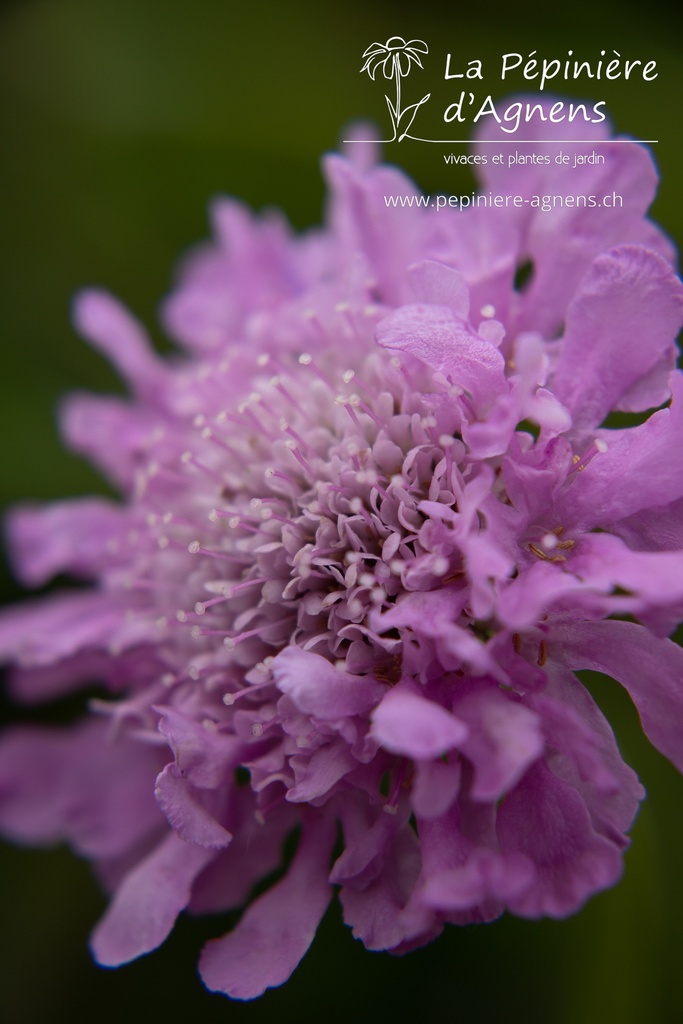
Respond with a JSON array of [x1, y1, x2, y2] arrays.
[[497, 761, 622, 917], [553, 246, 683, 438]]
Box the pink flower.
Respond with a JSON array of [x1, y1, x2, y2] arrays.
[[1, 107, 682, 1000]]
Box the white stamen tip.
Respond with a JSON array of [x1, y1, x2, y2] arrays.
[[188, 540, 201, 554], [298, 353, 312, 365], [222, 693, 235, 706], [480, 304, 496, 318]]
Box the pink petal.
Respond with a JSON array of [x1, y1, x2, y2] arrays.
[[371, 687, 468, 760], [552, 618, 683, 772], [154, 764, 232, 848], [453, 683, 545, 801], [557, 371, 683, 529], [497, 761, 622, 917], [0, 591, 124, 667], [199, 816, 335, 999], [7, 498, 128, 586], [553, 247, 683, 437], [91, 831, 215, 966], [376, 304, 506, 409], [271, 646, 387, 719], [74, 290, 168, 400]]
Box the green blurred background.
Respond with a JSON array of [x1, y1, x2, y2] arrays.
[[1, 1, 682, 1021]]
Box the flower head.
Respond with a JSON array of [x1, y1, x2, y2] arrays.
[[361, 37, 428, 80], [1, 107, 683, 1000]]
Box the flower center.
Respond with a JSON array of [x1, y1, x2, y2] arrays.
[[130, 346, 477, 685]]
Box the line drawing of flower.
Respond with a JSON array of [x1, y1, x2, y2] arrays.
[[360, 37, 430, 142]]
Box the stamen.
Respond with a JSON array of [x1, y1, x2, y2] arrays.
[[537, 639, 548, 667]]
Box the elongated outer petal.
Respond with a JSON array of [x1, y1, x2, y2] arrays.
[[60, 392, 160, 490], [271, 646, 387, 720], [7, 498, 128, 586], [91, 831, 215, 966], [553, 246, 683, 438], [74, 290, 168, 400], [551, 619, 683, 773], [371, 688, 468, 760], [0, 720, 164, 858], [0, 591, 123, 667], [570, 532, 683, 605], [557, 372, 683, 530], [199, 816, 336, 1000]]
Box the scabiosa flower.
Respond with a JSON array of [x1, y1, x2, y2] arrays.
[[1, 107, 683, 1001]]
